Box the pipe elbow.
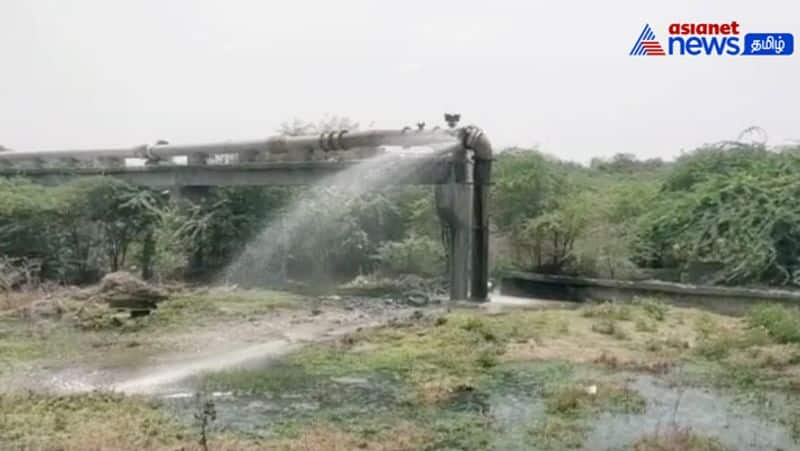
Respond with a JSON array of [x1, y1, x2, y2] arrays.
[[461, 126, 493, 160]]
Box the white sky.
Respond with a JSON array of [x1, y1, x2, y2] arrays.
[[1, 0, 798, 163]]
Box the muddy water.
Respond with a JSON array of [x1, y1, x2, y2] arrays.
[[488, 370, 797, 451], [161, 370, 407, 438], [586, 375, 796, 451], [161, 360, 799, 451]]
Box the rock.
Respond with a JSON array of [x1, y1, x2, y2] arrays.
[[403, 290, 430, 307], [95, 271, 167, 310]]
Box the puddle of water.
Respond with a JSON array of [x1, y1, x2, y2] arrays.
[[154, 358, 800, 450], [587, 375, 797, 451], [162, 370, 408, 437], [484, 363, 798, 451]]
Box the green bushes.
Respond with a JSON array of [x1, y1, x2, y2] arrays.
[[492, 148, 662, 277], [0, 178, 163, 283], [0, 177, 446, 284], [491, 142, 800, 287], [374, 234, 444, 276], [638, 144, 800, 285], [747, 304, 800, 344]]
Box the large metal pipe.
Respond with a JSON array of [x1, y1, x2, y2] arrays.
[[0, 129, 460, 163], [461, 126, 493, 302]]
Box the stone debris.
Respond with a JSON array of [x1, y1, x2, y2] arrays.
[[95, 272, 168, 310]]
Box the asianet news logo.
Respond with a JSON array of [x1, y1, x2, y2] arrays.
[[630, 22, 794, 56]]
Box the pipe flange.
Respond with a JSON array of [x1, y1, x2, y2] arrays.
[[326, 131, 337, 151], [318, 133, 329, 152], [335, 130, 348, 150]]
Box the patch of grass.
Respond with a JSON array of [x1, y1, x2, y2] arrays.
[[591, 319, 628, 339], [0, 392, 188, 450], [289, 312, 510, 404], [694, 326, 771, 361], [530, 380, 645, 450], [268, 421, 432, 451], [633, 427, 728, 451], [0, 320, 87, 374], [153, 288, 302, 327], [634, 297, 668, 322], [784, 411, 800, 442], [201, 363, 319, 394], [581, 302, 633, 321], [529, 416, 587, 449], [545, 382, 646, 417], [636, 318, 658, 333], [747, 303, 800, 344], [290, 310, 579, 404], [0, 330, 45, 370], [423, 412, 493, 451], [693, 313, 719, 340]]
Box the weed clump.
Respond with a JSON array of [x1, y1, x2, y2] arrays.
[[581, 302, 633, 321], [545, 382, 646, 417], [591, 319, 628, 339], [747, 304, 800, 344], [634, 297, 668, 321], [633, 427, 728, 451], [0, 392, 186, 450], [529, 416, 586, 449], [533, 381, 646, 449]]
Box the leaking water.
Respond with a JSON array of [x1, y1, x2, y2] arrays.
[[223, 145, 455, 286]]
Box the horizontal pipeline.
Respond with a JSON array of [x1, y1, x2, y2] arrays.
[[0, 128, 462, 163]]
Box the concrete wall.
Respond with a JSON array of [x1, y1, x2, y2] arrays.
[[501, 271, 800, 316]]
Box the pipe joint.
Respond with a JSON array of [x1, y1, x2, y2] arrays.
[[460, 126, 493, 161], [317, 130, 350, 152]]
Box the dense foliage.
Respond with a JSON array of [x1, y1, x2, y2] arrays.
[[2, 138, 800, 288], [639, 144, 800, 284]]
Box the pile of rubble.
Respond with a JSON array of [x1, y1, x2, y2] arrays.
[[337, 274, 448, 306], [15, 272, 170, 330]]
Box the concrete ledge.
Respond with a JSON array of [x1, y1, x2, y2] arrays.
[[501, 271, 800, 315]]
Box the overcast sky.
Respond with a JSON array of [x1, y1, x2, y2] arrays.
[[1, 0, 797, 163]]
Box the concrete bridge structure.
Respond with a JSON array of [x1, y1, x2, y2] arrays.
[[0, 121, 493, 302]]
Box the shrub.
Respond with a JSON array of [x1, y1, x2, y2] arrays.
[[747, 304, 800, 344], [374, 234, 444, 277]]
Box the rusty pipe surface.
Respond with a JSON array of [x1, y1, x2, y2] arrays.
[[0, 128, 461, 163]]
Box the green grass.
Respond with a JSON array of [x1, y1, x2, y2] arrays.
[[0, 392, 186, 450], [632, 427, 729, 451], [747, 303, 800, 344], [581, 302, 633, 321], [201, 363, 319, 394], [527, 376, 646, 449], [529, 416, 587, 449], [151, 288, 303, 328]]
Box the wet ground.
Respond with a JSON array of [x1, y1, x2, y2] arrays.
[[153, 359, 798, 451], [3, 289, 800, 450]]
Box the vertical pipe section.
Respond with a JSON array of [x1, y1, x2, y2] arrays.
[[435, 150, 473, 301], [471, 158, 492, 301], [463, 127, 493, 302], [450, 154, 473, 300]]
